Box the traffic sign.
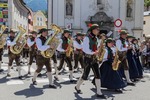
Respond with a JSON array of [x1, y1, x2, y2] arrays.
[[114, 19, 122, 27]]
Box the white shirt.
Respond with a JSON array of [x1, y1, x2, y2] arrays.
[[6, 36, 16, 46], [82, 37, 95, 55], [27, 37, 35, 47], [36, 37, 50, 52], [103, 48, 108, 62], [57, 39, 65, 52], [116, 39, 128, 52], [73, 40, 82, 50]]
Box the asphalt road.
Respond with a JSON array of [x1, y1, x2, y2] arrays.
[[0, 51, 150, 100]]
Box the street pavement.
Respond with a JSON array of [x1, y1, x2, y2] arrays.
[[0, 51, 150, 100]]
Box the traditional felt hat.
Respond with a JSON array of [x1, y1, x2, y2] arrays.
[[119, 30, 128, 35], [63, 29, 72, 34], [126, 34, 135, 39], [38, 28, 50, 34], [76, 32, 84, 36], [106, 38, 113, 43], [88, 24, 100, 32]]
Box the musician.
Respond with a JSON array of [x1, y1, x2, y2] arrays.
[[73, 32, 84, 72], [116, 30, 135, 86], [132, 38, 143, 78], [32, 28, 57, 88], [100, 38, 127, 93], [22, 37, 29, 64], [75, 24, 106, 99], [27, 31, 37, 75], [126, 35, 139, 82], [57, 29, 75, 83], [6, 30, 22, 79]]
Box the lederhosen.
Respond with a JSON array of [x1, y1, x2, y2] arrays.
[[36, 35, 51, 73], [28, 36, 37, 66], [118, 38, 129, 70], [22, 43, 29, 58], [82, 33, 100, 80], [8, 36, 20, 66], [0, 48, 3, 61], [57, 36, 73, 71], [52, 53, 57, 64], [74, 38, 84, 69]]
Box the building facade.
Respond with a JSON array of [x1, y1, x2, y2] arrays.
[[143, 11, 150, 38], [33, 10, 47, 31], [0, 0, 8, 26], [8, 0, 31, 33], [48, 0, 144, 39]]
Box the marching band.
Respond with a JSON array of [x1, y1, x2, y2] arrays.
[[0, 24, 149, 99]]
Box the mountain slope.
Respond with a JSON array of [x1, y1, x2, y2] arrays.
[[24, 0, 47, 11]]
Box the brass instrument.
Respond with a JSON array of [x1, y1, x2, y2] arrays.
[[112, 48, 121, 71], [97, 38, 106, 62], [41, 24, 62, 58], [10, 26, 27, 54], [66, 38, 73, 57], [0, 25, 8, 49]]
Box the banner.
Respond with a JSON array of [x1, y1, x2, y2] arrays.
[[0, 3, 8, 8]]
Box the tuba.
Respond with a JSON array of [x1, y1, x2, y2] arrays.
[[0, 25, 8, 49], [97, 38, 106, 62], [112, 48, 121, 71], [10, 26, 27, 54], [66, 37, 73, 57], [41, 24, 62, 58]]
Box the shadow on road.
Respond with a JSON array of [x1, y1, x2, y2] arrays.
[[14, 84, 44, 98]]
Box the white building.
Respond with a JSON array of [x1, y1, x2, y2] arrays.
[[48, 0, 144, 39], [8, 0, 30, 32], [143, 11, 150, 38]]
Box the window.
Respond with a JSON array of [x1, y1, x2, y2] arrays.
[[143, 21, 146, 25], [37, 17, 39, 21], [40, 18, 42, 21]]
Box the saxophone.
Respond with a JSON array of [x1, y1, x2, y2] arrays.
[[0, 25, 8, 49], [10, 26, 27, 54], [112, 48, 121, 71], [66, 37, 73, 57], [41, 24, 62, 58], [97, 38, 105, 62]]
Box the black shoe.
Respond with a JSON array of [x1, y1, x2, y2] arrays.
[[75, 86, 82, 94], [54, 76, 59, 81], [28, 72, 31, 75], [0, 69, 4, 72], [127, 82, 135, 86], [7, 74, 11, 77], [70, 80, 77, 83], [49, 84, 57, 89], [37, 73, 42, 77], [11, 67, 13, 69], [96, 94, 107, 99], [32, 79, 37, 85], [115, 89, 123, 93], [18, 76, 23, 80]]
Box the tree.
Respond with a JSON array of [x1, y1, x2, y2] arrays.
[[144, 0, 150, 11]]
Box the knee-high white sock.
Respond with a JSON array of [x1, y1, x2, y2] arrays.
[[76, 77, 84, 90], [47, 72, 53, 85], [28, 65, 31, 72], [95, 79, 102, 95], [17, 66, 21, 76], [33, 72, 38, 81], [69, 71, 73, 80], [8, 66, 11, 74], [124, 70, 132, 83], [54, 63, 58, 78]]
